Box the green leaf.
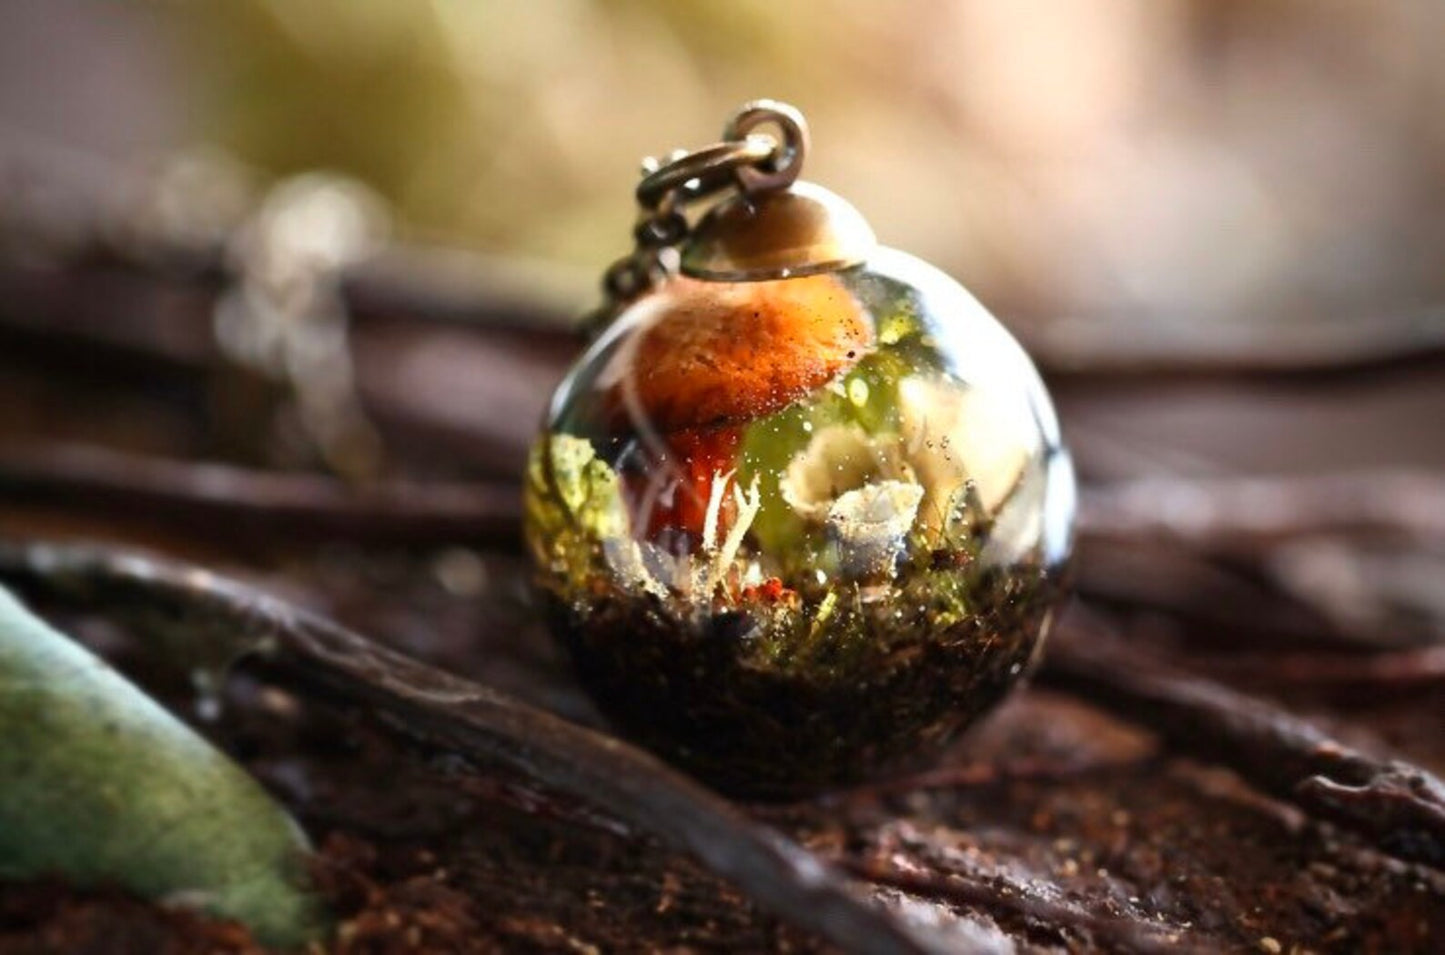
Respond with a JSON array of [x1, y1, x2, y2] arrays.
[[0, 584, 328, 948]]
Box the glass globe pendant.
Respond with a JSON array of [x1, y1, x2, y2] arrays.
[[525, 101, 1074, 797]]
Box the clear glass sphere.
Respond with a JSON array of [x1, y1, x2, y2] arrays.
[[525, 249, 1074, 796]]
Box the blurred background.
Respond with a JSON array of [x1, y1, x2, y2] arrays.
[[5, 0, 1444, 329], [3, 7, 1445, 952]]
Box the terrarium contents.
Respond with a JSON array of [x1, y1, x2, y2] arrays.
[[525, 101, 1073, 796]]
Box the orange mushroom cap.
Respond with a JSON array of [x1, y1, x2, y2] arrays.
[[602, 273, 873, 434]]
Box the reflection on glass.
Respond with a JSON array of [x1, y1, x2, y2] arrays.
[[526, 250, 1073, 796]]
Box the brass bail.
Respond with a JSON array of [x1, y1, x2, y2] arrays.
[[680, 100, 877, 282], [680, 181, 878, 282]]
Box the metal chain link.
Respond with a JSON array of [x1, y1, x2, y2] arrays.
[[582, 100, 809, 337]]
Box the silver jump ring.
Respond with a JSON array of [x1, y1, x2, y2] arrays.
[[722, 99, 808, 196], [603, 258, 650, 300], [635, 137, 775, 209]]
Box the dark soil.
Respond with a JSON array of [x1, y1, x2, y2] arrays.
[[548, 567, 1054, 799]]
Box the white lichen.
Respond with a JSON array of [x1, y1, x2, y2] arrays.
[[602, 537, 671, 600], [692, 472, 763, 599], [598, 468, 765, 607], [896, 376, 1033, 537], [826, 480, 925, 580], [774, 376, 1037, 551], [779, 424, 914, 521], [701, 468, 735, 553], [715, 475, 763, 586]]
